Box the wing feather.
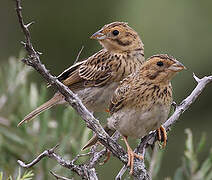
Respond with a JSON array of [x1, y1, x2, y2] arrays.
[[57, 49, 114, 89], [109, 77, 132, 114]]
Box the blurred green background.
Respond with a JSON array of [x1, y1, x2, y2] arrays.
[[1, 0, 212, 179]]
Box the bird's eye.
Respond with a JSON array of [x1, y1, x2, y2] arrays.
[[157, 61, 164, 67], [112, 30, 119, 36]]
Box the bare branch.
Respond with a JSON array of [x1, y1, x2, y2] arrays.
[[164, 74, 212, 130], [72, 152, 92, 163], [17, 144, 59, 168], [73, 46, 84, 64], [50, 171, 73, 180], [17, 144, 97, 179], [193, 73, 201, 83], [116, 165, 127, 180]]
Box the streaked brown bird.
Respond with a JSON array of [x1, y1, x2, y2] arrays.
[[83, 54, 186, 174], [18, 22, 145, 126]]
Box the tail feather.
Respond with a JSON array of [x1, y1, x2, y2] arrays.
[[82, 125, 115, 150], [18, 93, 64, 127]]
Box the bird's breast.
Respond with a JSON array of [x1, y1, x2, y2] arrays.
[[107, 103, 170, 139]]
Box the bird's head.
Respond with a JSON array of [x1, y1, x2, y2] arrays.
[[140, 54, 186, 83], [90, 22, 144, 53]]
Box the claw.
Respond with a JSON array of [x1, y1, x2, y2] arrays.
[[157, 125, 167, 148], [123, 136, 143, 175]]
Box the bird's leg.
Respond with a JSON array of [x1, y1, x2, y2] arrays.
[[99, 149, 111, 165], [156, 125, 167, 148], [156, 128, 161, 142], [123, 136, 143, 175]]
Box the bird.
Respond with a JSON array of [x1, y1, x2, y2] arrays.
[[18, 22, 145, 126], [82, 54, 186, 174]]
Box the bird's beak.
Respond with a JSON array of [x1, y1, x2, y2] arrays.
[[90, 30, 107, 40], [168, 60, 186, 72]]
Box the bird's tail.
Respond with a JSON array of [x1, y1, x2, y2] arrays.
[[82, 125, 115, 150], [18, 93, 64, 127]]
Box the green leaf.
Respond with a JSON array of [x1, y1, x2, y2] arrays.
[[198, 149, 212, 178], [0, 172, 3, 180], [184, 129, 194, 158], [16, 168, 21, 180], [196, 132, 206, 155], [20, 170, 34, 180], [206, 170, 212, 180], [184, 128, 198, 174], [152, 148, 164, 179]]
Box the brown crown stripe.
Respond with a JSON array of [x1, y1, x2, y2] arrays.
[[148, 54, 176, 62], [103, 22, 128, 29]]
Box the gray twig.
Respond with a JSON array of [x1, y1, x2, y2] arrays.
[[17, 144, 94, 179], [72, 152, 92, 163], [164, 73, 212, 130], [73, 46, 84, 64], [50, 171, 73, 180], [116, 165, 127, 180], [17, 144, 58, 168]]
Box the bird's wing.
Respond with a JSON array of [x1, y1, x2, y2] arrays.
[[109, 75, 133, 114], [57, 60, 85, 82], [58, 49, 114, 89]]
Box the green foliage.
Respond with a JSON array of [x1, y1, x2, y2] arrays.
[[144, 143, 165, 180], [0, 169, 33, 180], [173, 129, 212, 180], [146, 129, 212, 180], [0, 55, 91, 179]]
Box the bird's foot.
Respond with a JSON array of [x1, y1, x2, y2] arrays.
[[123, 136, 143, 175], [127, 148, 143, 175], [99, 150, 111, 165], [157, 125, 167, 148]]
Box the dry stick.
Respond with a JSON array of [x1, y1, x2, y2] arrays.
[[17, 125, 120, 178], [115, 165, 128, 180], [17, 144, 98, 179], [17, 145, 89, 179], [50, 171, 73, 180], [73, 45, 84, 64]]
